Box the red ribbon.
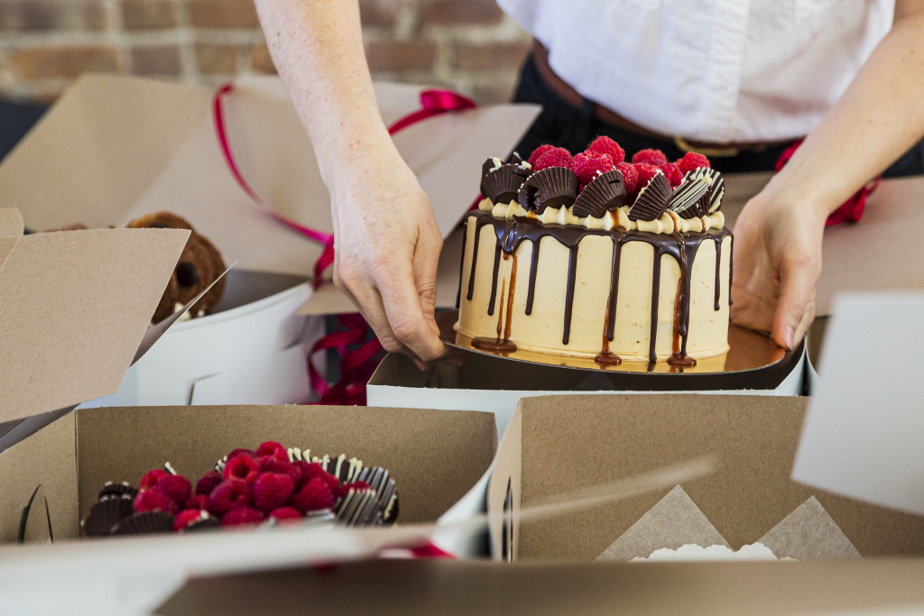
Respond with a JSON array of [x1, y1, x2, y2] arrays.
[[212, 84, 477, 405], [775, 140, 881, 226]]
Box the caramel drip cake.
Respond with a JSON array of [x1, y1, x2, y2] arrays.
[[456, 140, 731, 366]]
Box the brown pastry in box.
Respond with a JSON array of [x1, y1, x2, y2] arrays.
[[126, 212, 227, 323]]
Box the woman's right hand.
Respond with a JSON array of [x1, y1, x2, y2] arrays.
[[328, 140, 446, 368]]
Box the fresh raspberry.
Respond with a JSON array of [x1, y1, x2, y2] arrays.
[[207, 479, 252, 516], [195, 471, 223, 496], [223, 454, 259, 483], [252, 472, 296, 512], [532, 147, 573, 171], [256, 441, 288, 462], [134, 488, 179, 515], [573, 151, 614, 188], [173, 509, 207, 532], [221, 507, 265, 527], [527, 144, 555, 168], [633, 163, 662, 194], [154, 474, 191, 508], [139, 469, 167, 491], [677, 152, 711, 175], [336, 481, 372, 500], [631, 148, 668, 166], [297, 462, 340, 491], [187, 495, 209, 510], [269, 507, 302, 524], [259, 458, 302, 487], [660, 162, 683, 188], [226, 448, 255, 461], [615, 162, 639, 196], [291, 477, 335, 514], [586, 136, 625, 164]]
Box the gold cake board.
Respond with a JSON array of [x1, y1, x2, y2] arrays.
[[437, 310, 791, 376]]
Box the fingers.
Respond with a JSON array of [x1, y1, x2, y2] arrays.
[[772, 253, 820, 350], [373, 235, 446, 363], [335, 238, 445, 366]]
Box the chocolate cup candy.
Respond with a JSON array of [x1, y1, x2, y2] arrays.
[[708, 171, 725, 214], [572, 170, 627, 218], [335, 488, 384, 527], [668, 172, 712, 219], [112, 511, 176, 536], [97, 481, 139, 502], [517, 167, 579, 213], [628, 171, 672, 222], [82, 496, 135, 537], [481, 164, 532, 205], [183, 516, 220, 533], [356, 466, 399, 525]]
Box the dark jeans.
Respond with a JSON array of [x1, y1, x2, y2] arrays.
[[512, 55, 924, 177]]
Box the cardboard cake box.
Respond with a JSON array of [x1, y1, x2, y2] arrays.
[[0, 404, 496, 613], [487, 393, 924, 563]]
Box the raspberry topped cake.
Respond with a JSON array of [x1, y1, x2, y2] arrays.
[[456, 137, 731, 366]]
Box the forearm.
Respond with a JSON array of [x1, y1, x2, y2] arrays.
[[254, 0, 394, 193], [765, 5, 924, 214]]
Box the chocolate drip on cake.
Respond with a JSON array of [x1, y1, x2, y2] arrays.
[[465, 220, 482, 301], [488, 242, 502, 316], [525, 239, 541, 315], [456, 220, 467, 309], [465, 211, 731, 362]]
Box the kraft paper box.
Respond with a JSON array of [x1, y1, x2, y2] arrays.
[[0, 404, 496, 615], [0, 207, 187, 449], [153, 558, 924, 616], [487, 394, 924, 563]]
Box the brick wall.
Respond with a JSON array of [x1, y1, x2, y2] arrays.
[[0, 0, 531, 104]]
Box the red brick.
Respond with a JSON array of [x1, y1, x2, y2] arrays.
[[454, 41, 530, 71], [359, 0, 399, 27], [195, 43, 239, 74], [131, 46, 182, 76], [0, 0, 106, 32], [122, 0, 178, 30], [10, 45, 119, 80], [189, 0, 259, 29], [365, 39, 436, 72], [420, 0, 504, 26], [250, 44, 276, 73]]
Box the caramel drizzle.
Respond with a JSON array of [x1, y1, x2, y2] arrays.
[[463, 212, 731, 363]]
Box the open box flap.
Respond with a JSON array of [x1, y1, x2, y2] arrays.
[[2, 73, 539, 280], [0, 74, 212, 230], [793, 292, 924, 517], [0, 223, 188, 423]]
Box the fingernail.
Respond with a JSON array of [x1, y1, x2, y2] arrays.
[[783, 326, 795, 350]]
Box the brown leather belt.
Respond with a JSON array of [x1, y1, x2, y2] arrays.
[[531, 42, 793, 157]]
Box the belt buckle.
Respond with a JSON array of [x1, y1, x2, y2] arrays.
[[673, 136, 739, 158]]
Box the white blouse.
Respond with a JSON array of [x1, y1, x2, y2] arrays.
[[497, 0, 894, 143]]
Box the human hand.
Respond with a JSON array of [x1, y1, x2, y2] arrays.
[[329, 141, 446, 368], [730, 189, 826, 350]]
